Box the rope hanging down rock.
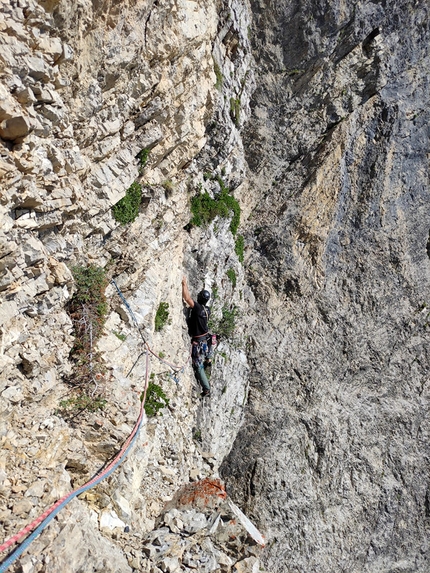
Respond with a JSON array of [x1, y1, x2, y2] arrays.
[[0, 349, 150, 572], [0, 281, 190, 572], [111, 278, 191, 376]]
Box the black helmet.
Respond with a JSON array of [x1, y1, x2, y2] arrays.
[[197, 289, 210, 304]]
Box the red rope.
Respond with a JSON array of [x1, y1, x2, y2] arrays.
[[1, 331, 191, 556], [0, 350, 151, 554]]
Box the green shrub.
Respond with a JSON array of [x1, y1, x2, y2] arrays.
[[112, 182, 142, 225], [189, 177, 240, 235], [155, 302, 170, 332], [219, 305, 239, 338], [217, 177, 240, 235], [214, 61, 223, 90], [190, 191, 224, 227], [59, 394, 107, 414], [67, 265, 108, 389], [137, 148, 150, 172], [226, 268, 237, 287], [69, 265, 108, 349], [209, 304, 239, 339], [113, 330, 126, 341], [235, 234, 244, 263], [230, 97, 241, 126], [71, 265, 108, 307], [144, 382, 169, 417], [63, 265, 109, 418]]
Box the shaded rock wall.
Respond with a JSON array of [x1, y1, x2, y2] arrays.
[[221, 1, 430, 572]]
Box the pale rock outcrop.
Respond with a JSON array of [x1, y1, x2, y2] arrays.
[[0, 0, 255, 571], [2, 0, 429, 572]]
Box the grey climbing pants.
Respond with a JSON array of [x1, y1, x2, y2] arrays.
[[194, 364, 210, 393], [192, 337, 212, 392]]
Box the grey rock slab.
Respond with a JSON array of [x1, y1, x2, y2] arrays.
[[26, 55, 50, 82], [99, 509, 127, 531], [24, 479, 46, 497], [233, 557, 259, 573], [37, 36, 62, 60], [12, 498, 33, 515], [220, 2, 430, 573], [1, 385, 23, 403], [0, 269, 14, 292], [22, 236, 45, 265], [158, 556, 180, 573], [182, 511, 207, 534]]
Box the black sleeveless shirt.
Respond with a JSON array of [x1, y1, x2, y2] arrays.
[[188, 301, 210, 338]]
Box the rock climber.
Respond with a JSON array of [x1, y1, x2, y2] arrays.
[[182, 276, 213, 397]]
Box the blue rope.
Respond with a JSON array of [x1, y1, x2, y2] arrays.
[[111, 279, 141, 330], [1, 280, 185, 571], [0, 415, 144, 573], [169, 373, 179, 385], [112, 278, 187, 378], [111, 278, 151, 351]]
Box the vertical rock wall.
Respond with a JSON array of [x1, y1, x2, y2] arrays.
[[2, 0, 430, 571], [0, 0, 259, 571], [221, 1, 430, 572]]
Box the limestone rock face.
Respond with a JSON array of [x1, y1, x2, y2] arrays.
[[0, 0, 255, 571], [221, 1, 430, 572], [1, 0, 429, 572]]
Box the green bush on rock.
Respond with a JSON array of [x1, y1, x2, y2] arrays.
[[189, 177, 241, 236], [235, 234, 244, 263], [144, 382, 169, 417], [59, 394, 107, 414], [69, 265, 108, 353], [230, 97, 241, 126], [112, 182, 142, 225], [226, 268, 237, 287], [137, 148, 150, 173], [209, 304, 239, 339], [214, 60, 223, 90], [155, 302, 170, 332], [61, 264, 109, 417]]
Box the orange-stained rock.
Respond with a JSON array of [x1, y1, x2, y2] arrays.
[[164, 478, 227, 512]]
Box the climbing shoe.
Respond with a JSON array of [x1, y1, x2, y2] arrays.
[[201, 389, 211, 397]]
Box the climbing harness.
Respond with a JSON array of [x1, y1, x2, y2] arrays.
[[0, 280, 191, 572]]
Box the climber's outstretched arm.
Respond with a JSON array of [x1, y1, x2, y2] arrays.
[[182, 276, 194, 308]]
